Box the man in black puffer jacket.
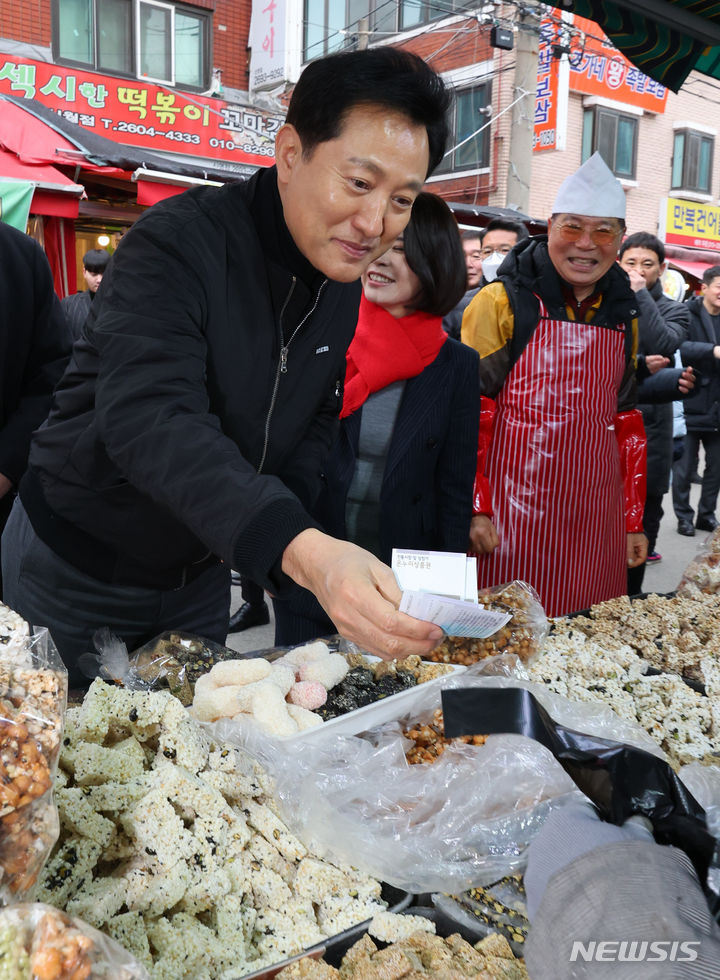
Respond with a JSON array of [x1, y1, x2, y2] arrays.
[[1, 48, 450, 685], [674, 265, 720, 537]]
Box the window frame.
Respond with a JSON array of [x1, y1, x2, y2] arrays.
[[137, 0, 176, 86], [582, 105, 638, 180], [671, 128, 714, 195], [52, 0, 211, 91], [433, 82, 492, 177]]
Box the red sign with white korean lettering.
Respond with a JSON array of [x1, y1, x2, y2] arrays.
[[568, 15, 668, 113], [534, 17, 560, 152], [0, 55, 283, 169]]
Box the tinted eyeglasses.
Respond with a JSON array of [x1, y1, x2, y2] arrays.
[[554, 222, 622, 247]]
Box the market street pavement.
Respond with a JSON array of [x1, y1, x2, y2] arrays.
[[224, 484, 708, 656]]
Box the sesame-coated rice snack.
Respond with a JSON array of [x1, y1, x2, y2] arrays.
[[39, 680, 395, 979]]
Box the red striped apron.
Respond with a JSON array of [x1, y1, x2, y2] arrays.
[[476, 297, 627, 617]]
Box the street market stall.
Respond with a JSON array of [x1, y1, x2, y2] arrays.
[[1, 534, 720, 977]]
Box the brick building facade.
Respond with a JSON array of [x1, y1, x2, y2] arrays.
[[0, 0, 252, 95]]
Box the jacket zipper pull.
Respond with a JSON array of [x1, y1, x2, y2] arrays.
[[280, 346, 288, 373], [335, 379, 341, 398]]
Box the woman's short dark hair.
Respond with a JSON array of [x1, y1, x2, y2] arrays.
[[285, 49, 450, 178], [403, 193, 466, 316]]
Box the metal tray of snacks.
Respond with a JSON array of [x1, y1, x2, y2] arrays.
[[289, 659, 466, 742], [235, 883, 412, 978], [413, 875, 529, 957]]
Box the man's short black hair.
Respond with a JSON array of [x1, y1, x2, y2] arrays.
[[703, 265, 720, 286], [403, 192, 466, 316], [618, 232, 665, 263], [461, 229, 482, 244], [83, 249, 110, 273], [286, 48, 450, 178], [482, 217, 529, 242]]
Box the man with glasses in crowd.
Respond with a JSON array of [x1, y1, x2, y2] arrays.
[[443, 219, 528, 339], [461, 153, 647, 617]]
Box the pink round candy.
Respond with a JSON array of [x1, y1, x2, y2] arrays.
[[287, 680, 327, 711]]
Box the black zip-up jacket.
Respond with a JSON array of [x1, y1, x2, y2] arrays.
[[21, 166, 361, 591], [680, 294, 720, 432]]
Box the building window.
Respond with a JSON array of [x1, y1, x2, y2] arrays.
[[399, 0, 449, 31], [434, 84, 491, 175], [303, 0, 466, 60], [582, 106, 638, 179], [53, 0, 209, 89], [672, 130, 714, 194]]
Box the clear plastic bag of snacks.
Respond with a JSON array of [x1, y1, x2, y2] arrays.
[[677, 526, 720, 595], [0, 627, 67, 902], [78, 628, 246, 706], [0, 903, 149, 978], [227, 662, 663, 894], [424, 581, 548, 666]]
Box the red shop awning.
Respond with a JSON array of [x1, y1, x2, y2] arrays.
[[133, 167, 222, 207], [0, 97, 118, 175], [0, 147, 83, 217], [668, 257, 720, 281]]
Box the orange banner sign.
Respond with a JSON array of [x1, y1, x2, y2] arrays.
[[568, 14, 668, 112]]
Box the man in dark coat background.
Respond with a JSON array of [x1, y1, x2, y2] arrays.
[[674, 265, 720, 536], [0, 221, 72, 595], [618, 232, 689, 593], [61, 248, 110, 340]]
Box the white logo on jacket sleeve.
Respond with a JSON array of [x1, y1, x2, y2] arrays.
[[315, 345, 330, 354]]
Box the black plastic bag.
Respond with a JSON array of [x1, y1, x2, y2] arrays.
[[442, 685, 720, 915]]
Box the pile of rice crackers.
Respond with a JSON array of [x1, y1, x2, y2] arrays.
[[38, 680, 413, 979]]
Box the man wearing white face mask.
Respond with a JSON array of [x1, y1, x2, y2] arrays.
[[443, 220, 527, 338], [479, 218, 528, 283]]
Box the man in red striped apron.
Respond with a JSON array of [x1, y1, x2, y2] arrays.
[[461, 153, 647, 617]]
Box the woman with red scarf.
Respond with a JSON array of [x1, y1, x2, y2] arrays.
[[273, 192, 480, 645]]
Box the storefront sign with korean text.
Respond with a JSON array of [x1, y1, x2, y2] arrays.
[[0, 55, 283, 168], [249, 0, 288, 92], [534, 17, 561, 152], [660, 197, 720, 250], [568, 14, 668, 113]]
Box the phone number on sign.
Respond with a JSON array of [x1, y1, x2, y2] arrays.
[[113, 121, 200, 144], [209, 138, 274, 156]]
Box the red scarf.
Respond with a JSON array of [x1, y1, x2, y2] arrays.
[[341, 294, 447, 418]]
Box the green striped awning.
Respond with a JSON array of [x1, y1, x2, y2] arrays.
[[569, 0, 720, 91]]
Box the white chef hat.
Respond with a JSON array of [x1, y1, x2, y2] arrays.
[[552, 152, 626, 219]]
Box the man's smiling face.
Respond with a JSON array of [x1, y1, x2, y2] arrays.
[[275, 104, 429, 283], [548, 213, 624, 300]]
